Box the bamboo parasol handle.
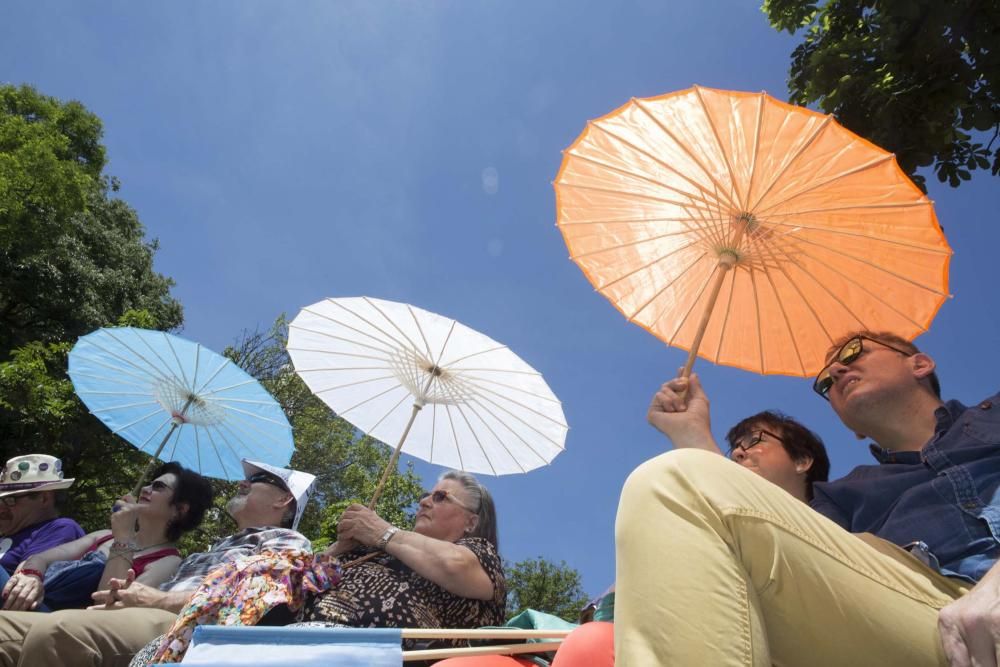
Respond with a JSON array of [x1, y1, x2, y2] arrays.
[[678, 213, 750, 395], [129, 396, 195, 499]]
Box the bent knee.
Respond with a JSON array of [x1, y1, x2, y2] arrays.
[[622, 449, 728, 498]]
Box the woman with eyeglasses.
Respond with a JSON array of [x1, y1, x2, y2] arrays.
[[294, 470, 505, 649], [1, 462, 214, 612], [648, 372, 829, 501], [438, 383, 833, 667]]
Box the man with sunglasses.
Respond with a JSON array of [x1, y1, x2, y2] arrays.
[[0, 455, 84, 578], [0, 459, 316, 667], [616, 331, 1000, 667]]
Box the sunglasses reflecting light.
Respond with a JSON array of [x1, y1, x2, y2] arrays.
[[812, 336, 913, 400]]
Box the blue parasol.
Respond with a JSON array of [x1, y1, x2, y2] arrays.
[[68, 327, 293, 496]]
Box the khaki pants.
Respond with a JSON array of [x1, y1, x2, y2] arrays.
[[614, 449, 970, 667], [0, 607, 177, 667]]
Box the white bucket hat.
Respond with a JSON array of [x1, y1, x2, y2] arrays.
[[240, 459, 316, 531], [0, 454, 75, 498]]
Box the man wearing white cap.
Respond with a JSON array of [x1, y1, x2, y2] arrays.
[[0, 459, 316, 667], [0, 455, 84, 578]]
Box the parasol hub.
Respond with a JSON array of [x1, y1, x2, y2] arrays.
[[717, 248, 740, 268]]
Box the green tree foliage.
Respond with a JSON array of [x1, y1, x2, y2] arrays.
[[0, 84, 182, 534], [0, 311, 168, 533], [762, 1, 1000, 189], [0, 84, 182, 357], [505, 557, 589, 622], [222, 317, 425, 549]]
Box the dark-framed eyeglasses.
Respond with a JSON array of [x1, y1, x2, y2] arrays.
[[812, 336, 914, 400], [247, 471, 289, 493], [418, 489, 475, 512], [727, 429, 784, 459]]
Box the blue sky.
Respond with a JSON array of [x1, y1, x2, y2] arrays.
[[4, 1, 999, 599]]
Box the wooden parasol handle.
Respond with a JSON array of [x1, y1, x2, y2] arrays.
[[678, 214, 751, 392]]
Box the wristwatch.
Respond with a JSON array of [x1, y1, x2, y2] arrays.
[[376, 526, 399, 550]]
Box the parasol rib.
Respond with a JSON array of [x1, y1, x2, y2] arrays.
[[752, 249, 808, 374], [744, 92, 766, 214], [295, 307, 405, 356], [632, 97, 740, 212], [567, 224, 724, 262], [630, 249, 710, 324], [693, 86, 745, 210], [755, 218, 949, 253], [558, 181, 739, 220], [590, 239, 702, 292], [437, 343, 509, 369], [711, 266, 740, 364], [443, 392, 537, 473], [287, 328, 398, 358], [446, 399, 499, 476], [746, 115, 832, 213], [439, 378, 551, 470], [455, 376, 563, 404], [79, 339, 178, 388], [751, 233, 837, 346], [364, 297, 434, 368], [569, 130, 735, 213], [407, 305, 436, 364], [754, 154, 894, 219], [779, 233, 948, 296], [774, 243, 932, 330]]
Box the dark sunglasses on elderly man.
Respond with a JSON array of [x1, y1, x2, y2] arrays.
[[812, 336, 914, 400], [418, 489, 475, 512], [247, 471, 289, 492]]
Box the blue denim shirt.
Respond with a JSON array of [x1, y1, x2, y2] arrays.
[[811, 392, 1000, 583]]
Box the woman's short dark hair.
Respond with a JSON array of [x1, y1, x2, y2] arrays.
[[151, 462, 214, 541], [440, 470, 499, 551], [725, 411, 830, 500]]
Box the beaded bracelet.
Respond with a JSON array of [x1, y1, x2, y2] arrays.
[[18, 568, 44, 580]]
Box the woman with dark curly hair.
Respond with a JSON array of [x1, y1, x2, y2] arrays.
[[1, 461, 214, 612]]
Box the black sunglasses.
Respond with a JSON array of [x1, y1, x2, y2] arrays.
[[812, 336, 913, 400], [726, 429, 784, 459], [247, 471, 289, 492], [149, 480, 174, 492], [418, 489, 475, 512]]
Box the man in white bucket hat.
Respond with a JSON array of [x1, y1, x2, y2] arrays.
[[0, 454, 84, 578], [0, 459, 316, 667]]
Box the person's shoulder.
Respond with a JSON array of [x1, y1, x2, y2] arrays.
[[456, 536, 499, 560], [255, 527, 312, 552], [45, 516, 85, 535]]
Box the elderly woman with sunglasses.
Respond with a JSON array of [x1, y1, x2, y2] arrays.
[[296, 470, 505, 644], [1, 462, 213, 612]]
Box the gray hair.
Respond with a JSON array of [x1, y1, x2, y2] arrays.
[[440, 470, 499, 551]]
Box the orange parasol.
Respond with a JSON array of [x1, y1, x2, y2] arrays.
[[554, 86, 952, 377]]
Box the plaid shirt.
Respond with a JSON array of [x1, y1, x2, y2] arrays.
[[160, 527, 311, 592]]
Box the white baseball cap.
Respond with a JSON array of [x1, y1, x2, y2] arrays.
[[240, 459, 316, 532]]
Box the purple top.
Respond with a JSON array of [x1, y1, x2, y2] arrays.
[[0, 516, 85, 574]]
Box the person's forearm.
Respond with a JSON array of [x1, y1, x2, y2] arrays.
[[382, 531, 492, 600], [19, 532, 105, 573], [666, 430, 723, 453], [153, 588, 193, 613], [97, 544, 137, 591]]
